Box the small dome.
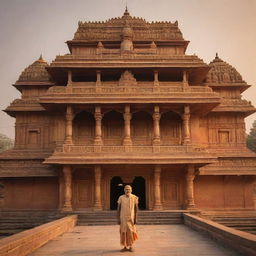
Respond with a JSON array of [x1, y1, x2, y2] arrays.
[[18, 55, 50, 82], [206, 53, 244, 84]]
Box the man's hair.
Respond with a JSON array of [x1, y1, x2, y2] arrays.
[[124, 185, 132, 190]]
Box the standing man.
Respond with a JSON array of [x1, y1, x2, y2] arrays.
[[117, 185, 138, 252]]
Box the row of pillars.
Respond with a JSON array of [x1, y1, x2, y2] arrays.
[[61, 165, 196, 212], [67, 70, 189, 87], [65, 104, 191, 145]]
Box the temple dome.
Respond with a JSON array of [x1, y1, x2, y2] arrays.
[[206, 54, 244, 84], [18, 55, 50, 82]]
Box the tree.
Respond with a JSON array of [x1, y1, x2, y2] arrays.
[[0, 133, 14, 152], [247, 120, 256, 152]]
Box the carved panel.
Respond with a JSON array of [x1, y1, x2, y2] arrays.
[[131, 112, 152, 145], [73, 111, 95, 145], [103, 111, 123, 145], [218, 130, 230, 143], [160, 112, 182, 145], [28, 129, 40, 146], [163, 182, 178, 202], [73, 180, 93, 209]]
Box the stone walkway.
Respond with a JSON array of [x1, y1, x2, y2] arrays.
[[29, 225, 241, 256]]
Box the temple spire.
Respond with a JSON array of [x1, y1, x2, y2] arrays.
[[37, 54, 46, 63], [124, 2, 130, 16]]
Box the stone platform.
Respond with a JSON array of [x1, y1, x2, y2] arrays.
[[29, 225, 241, 256]]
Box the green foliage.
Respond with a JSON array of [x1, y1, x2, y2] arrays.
[[247, 120, 256, 152], [0, 133, 14, 152]]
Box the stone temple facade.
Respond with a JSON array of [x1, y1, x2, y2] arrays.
[[1, 9, 256, 212]]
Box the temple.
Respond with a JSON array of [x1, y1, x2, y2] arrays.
[[1, 10, 256, 212]]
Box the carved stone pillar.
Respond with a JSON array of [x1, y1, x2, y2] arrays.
[[62, 165, 73, 212], [153, 105, 161, 145], [96, 70, 101, 86], [183, 70, 188, 87], [94, 165, 102, 210], [182, 105, 191, 144], [186, 165, 196, 209], [253, 176, 256, 210], [67, 70, 72, 86], [153, 165, 162, 210], [94, 106, 103, 145], [0, 181, 5, 209], [58, 173, 64, 210], [123, 105, 132, 146], [65, 106, 73, 144], [154, 70, 159, 86]]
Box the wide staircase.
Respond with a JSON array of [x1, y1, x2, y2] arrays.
[[0, 210, 185, 237], [76, 211, 183, 226], [0, 210, 65, 237], [201, 211, 256, 235]]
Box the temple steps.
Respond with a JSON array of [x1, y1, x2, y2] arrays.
[[76, 211, 184, 226], [0, 210, 64, 236], [200, 211, 256, 235], [0, 210, 186, 236]]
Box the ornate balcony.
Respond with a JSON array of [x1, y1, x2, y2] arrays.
[[44, 144, 217, 165], [40, 81, 220, 110], [45, 81, 214, 94]]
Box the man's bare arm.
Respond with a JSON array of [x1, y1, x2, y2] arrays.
[[117, 203, 121, 224], [134, 203, 138, 225]]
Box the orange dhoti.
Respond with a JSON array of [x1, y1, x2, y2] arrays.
[[118, 194, 139, 247]]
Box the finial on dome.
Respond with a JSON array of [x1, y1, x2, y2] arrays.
[[216, 53, 219, 58], [124, 4, 130, 16], [37, 54, 46, 63]]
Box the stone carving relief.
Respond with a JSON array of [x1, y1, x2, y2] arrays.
[[118, 70, 137, 86], [74, 13, 183, 41]]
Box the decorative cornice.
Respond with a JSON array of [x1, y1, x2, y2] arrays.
[[74, 13, 183, 41]]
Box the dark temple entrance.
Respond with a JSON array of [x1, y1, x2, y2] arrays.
[[132, 176, 146, 210], [110, 176, 124, 210], [110, 176, 146, 210]]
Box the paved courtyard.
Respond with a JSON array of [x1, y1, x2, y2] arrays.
[[29, 225, 241, 256]]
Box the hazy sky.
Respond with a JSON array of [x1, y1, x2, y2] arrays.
[[0, 0, 255, 139]]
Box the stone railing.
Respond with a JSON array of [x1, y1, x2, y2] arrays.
[[54, 54, 205, 62], [183, 214, 256, 256], [0, 215, 77, 256], [55, 145, 207, 154], [46, 82, 214, 96], [220, 98, 252, 106]]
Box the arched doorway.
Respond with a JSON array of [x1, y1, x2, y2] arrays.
[[132, 177, 146, 210], [110, 176, 124, 210]]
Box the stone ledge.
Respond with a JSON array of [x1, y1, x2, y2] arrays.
[[183, 213, 256, 256], [0, 215, 77, 256]]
